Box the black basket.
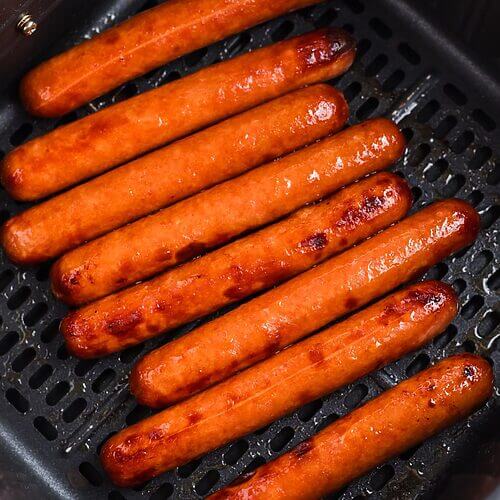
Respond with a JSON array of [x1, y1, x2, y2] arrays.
[[0, 1, 498, 499]]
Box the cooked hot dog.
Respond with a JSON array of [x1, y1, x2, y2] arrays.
[[21, 0, 323, 118], [62, 172, 412, 358], [209, 354, 493, 499], [51, 118, 404, 306], [130, 199, 480, 407], [3, 28, 355, 201], [3, 86, 346, 264], [101, 281, 458, 487]]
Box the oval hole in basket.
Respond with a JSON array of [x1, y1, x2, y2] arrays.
[[195, 469, 220, 496], [433, 324, 458, 349], [79, 462, 102, 486], [370, 463, 395, 491], [29, 364, 54, 389], [12, 347, 36, 372], [315, 8, 337, 28], [406, 353, 430, 377], [0, 331, 19, 355], [270, 426, 295, 452], [461, 295, 484, 320], [150, 483, 174, 500], [33, 416, 57, 441], [63, 397, 87, 423], [382, 69, 404, 91], [224, 439, 249, 465], [6, 388, 30, 413]]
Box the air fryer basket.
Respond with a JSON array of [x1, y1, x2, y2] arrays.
[[0, 0, 498, 499]]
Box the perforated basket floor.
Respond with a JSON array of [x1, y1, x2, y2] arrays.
[[0, 1, 498, 499]]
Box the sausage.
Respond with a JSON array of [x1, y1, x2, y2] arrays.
[[3, 28, 356, 201], [209, 354, 493, 499], [51, 118, 405, 306], [62, 172, 412, 358], [101, 281, 459, 487], [130, 199, 480, 407], [20, 0, 323, 118], [2, 86, 346, 264]]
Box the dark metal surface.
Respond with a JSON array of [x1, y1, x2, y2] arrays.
[[0, 0, 498, 499]]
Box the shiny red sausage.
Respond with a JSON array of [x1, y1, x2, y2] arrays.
[[209, 354, 493, 499], [3, 85, 345, 264], [51, 118, 405, 306], [3, 28, 355, 201], [20, 0, 323, 117], [61, 172, 412, 358], [130, 199, 480, 407], [101, 281, 458, 487]]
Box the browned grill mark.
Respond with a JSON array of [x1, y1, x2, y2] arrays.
[[297, 231, 328, 253], [293, 439, 313, 458], [123, 434, 140, 446], [381, 282, 454, 323], [155, 247, 172, 263], [224, 262, 290, 300], [148, 429, 164, 441], [308, 346, 325, 364], [336, 195, 386, 232], [106, 310, 143, 336], [187, 411, 202, 425], [110, 446, 147, 465], [464, 364, 478, 381], [175, 241, 207, 262], [296, 28, 355, 72], [345, 297, 358, 309]]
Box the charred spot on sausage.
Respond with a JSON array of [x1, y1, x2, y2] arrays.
[[293, 439, 313, 458], [106, 310, 143, 336]]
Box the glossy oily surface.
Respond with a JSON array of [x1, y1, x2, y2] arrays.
[[2, 85, 344, 264], [101, 281, 458, 486], [50, 117, 404, 306], [2, 27, 355, 201], [20, 0, 323, 117], [130, 199, 480, 407], [61, 171, 412, 358], [209, 354, 493, 499]]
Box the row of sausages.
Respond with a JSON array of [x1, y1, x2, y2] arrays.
[[1, 1, 492, 496], [96, 280, 492, 493]]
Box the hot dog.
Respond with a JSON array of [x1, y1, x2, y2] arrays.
[[3, 28, 355, 201], [101, 281, 458, 487], [3, 85, 346, 264], [21, 0, 323, 118], [209, 354, 493, 499], [130, 199, 480, 407], [51, 118, 405, 306], [62, 172, 412, 358]]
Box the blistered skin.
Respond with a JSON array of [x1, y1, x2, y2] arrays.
[[51, 118, 404, 306], [2, 86, 346, 264], [20, 0, 323, 118], [102, 281, 458, 486], [61, 172, 412, 358], [210, 354, 493, 499], [4, 28, 356, 201], [131, 199, 480, 407]]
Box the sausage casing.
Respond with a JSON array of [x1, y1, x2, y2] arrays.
[[100, 281, 458, 487], [3, 85, 346, 264], [131, 199, 480, 407], [51, 117, 404, 306], [20, 0, 323, 117], [3, 28, 355, 201], [62, 172, 412, 358], [209, 354, 493, 499]]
